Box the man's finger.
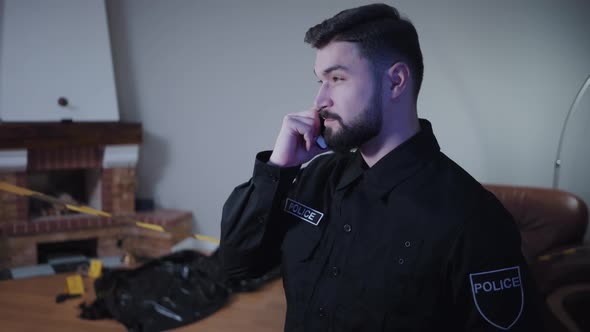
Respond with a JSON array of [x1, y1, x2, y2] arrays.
[[289, 113, 316, 126], [290, 118, 313, 137]]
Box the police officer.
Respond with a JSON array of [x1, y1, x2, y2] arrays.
[[220, 3, 544, 331]]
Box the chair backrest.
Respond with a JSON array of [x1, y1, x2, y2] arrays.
[[484, 184, 589, 260]]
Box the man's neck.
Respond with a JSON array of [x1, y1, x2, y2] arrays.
[[360, 114, 420, 168]]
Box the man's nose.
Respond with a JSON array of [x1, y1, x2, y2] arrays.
[[314, 85, 334, 110]]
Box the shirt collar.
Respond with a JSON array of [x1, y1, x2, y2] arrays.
[[336, 119, 441, 196]]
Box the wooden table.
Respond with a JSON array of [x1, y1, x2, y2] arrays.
[[0, 273, 286, 332]]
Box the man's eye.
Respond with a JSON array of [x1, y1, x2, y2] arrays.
[[317, 77, 343, 84]]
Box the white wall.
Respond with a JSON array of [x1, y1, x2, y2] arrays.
[[105, 0, 590, 239]]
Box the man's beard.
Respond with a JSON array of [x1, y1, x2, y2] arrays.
[[321, 90, 382, 154]]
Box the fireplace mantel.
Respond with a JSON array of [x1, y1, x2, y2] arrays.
[[0, 122, 142, 149]]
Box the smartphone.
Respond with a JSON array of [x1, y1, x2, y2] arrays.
[[316, 117, 327, 149]]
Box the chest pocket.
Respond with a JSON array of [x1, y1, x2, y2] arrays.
[[281, 218, 323, 263], [388, 237, 424, 291]]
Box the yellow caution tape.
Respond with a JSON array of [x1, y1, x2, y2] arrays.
[[135, 221, 165, 232], [0, 181, 220, 245], [0, 182, 36, 196], [65, 204, 111, 217], [537, 246, 585, 262], [194, 234, 221, 244]]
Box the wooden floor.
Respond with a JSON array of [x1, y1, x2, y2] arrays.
[[0, 273, 286, 332]]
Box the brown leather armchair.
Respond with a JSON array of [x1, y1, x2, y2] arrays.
[[485, 185, 588, 263], [484, 184, 590, 332]]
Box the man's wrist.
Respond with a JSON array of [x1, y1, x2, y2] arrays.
[[267, 159, 281, 167], [268, 154, 287, 168]]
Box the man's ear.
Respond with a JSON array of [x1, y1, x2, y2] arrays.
[[387, 62, 411, 100]]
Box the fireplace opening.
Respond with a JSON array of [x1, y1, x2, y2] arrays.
[[27, 169, 101, 219], [37, 238, 98, 264]]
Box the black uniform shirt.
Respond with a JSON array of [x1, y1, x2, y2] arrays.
[[220, 119, 543, 331]]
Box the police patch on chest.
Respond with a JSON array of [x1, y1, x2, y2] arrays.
[[469, 266, 524, 330], [284, 198, 324, 226]]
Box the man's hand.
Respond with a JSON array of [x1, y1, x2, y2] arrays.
[[269, 108, 325, 167]]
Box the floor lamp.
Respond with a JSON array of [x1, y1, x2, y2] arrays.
[[553, 74, 590, 189]]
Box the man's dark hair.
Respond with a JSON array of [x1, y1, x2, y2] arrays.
[[305, 3, 424, 99]]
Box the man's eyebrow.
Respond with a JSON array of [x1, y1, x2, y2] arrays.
[[313, 65, 350, 77]]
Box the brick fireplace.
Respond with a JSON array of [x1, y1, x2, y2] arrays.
[[0, 123, 192, 269], [3, 146, 136, 221]]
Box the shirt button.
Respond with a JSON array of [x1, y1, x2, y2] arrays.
[[405, 241, 411, 247], [398, 258, 404, 264], [343, 224, 352, 233], [331, 266, 340, 277], [318, 307, 326, 318], [267, 172, 278, 182]]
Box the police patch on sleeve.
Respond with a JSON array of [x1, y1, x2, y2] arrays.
[[284, 198, 324, 226], [469, 266, 524, 330]]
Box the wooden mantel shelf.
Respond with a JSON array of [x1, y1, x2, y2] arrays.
[[0, 122, 142, 149]]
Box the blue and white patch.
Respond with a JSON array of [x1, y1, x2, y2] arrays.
[[284, 198, 324, 226], [469, 266, 524, 330]]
